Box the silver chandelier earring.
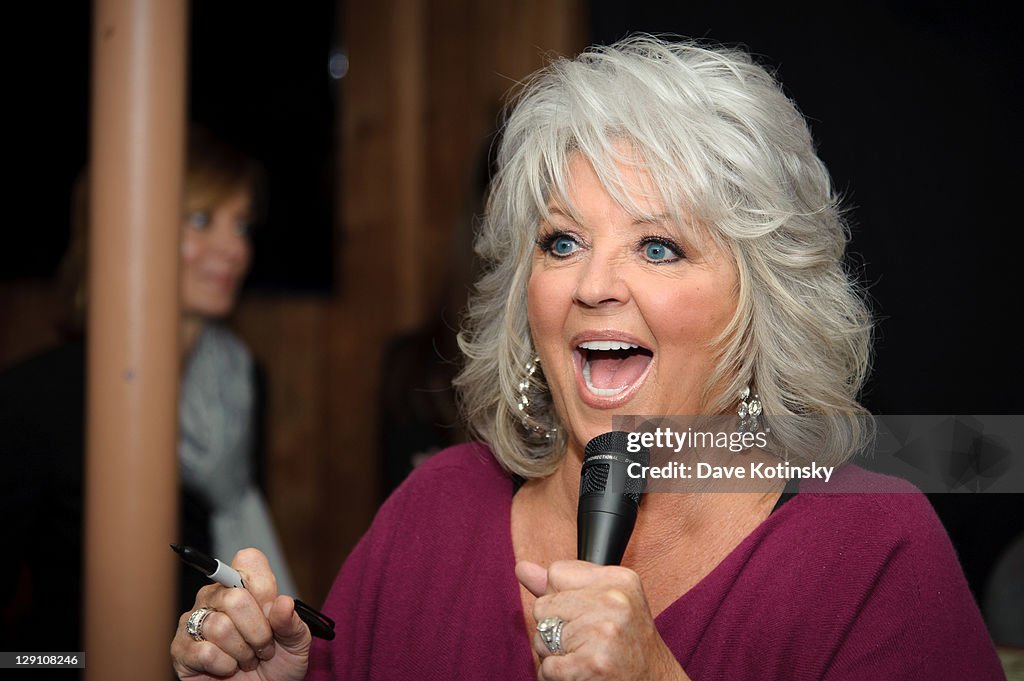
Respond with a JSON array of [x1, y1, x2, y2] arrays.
[[517, 355, 556, 440], [737, 386, 765, 434]]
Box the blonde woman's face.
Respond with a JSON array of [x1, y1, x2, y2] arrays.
[[526, 153, 738, 452], [180, 189, 252, 320]]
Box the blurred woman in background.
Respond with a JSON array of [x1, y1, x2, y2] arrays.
[[0, 125, 296, 657]]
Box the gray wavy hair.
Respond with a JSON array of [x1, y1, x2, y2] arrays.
[[455, 35, 873, 479]]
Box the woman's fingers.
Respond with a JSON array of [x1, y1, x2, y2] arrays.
[[265, 594, 313, 653], [171, 548, 305, 679], [544, 559, 641, 594], [530, 561, 641, 622], [515, 560, 549, 597], [172, 587, 270, 677], [522, 560, 685, 680], [232, 548, 279, 604], [203, 586, 276, 658], [172, 606, 252, 678], [171, 595, 310, 680]]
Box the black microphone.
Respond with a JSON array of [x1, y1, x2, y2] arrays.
[[577, 431, 650, 565]]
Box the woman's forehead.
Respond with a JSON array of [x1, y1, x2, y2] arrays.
[[538, 151, 717, 242], [543, 150, 671, 214]]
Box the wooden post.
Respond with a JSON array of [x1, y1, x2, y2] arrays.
[[83, 0, 186, 678]]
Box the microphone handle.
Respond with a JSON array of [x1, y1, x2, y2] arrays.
[[577, 494, 639, 566]]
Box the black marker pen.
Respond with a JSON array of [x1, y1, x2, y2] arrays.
[[171, 543, 335, 640]]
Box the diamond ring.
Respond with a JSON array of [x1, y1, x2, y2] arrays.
[[536, 615, 566, 655], [186, 607, 214, 642]]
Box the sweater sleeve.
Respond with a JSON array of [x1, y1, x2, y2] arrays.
[[823, 492, 1005, 680], [304, 442, 527, 681], [305, 472, 410, 681]]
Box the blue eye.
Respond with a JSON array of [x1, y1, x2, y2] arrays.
[[187, 211, 210, 230], [553, 235, 578, 256], [642, 238, 681, 263], [537, 232, 582, 258]]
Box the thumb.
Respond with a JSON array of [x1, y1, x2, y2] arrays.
[[515, 560, 549, 597], [266, 595, 312, 653]]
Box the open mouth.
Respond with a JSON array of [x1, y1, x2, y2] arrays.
[[577, 340, 654, 397]]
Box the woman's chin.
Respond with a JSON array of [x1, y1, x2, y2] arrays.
[[183, 299, 237, 321], [560, 385, 657, 450]]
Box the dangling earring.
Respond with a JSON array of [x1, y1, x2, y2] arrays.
[[517, 355, 556, 440], [737, 385, 764, 434]]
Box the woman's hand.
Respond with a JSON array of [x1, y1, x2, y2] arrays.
[[171, 549, 311, 681], [516, 560, 691, 681]]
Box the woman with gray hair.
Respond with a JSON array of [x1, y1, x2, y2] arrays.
[[171, 36, 1003, 680]]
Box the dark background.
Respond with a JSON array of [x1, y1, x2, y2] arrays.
[[5, 0, 338, 293]]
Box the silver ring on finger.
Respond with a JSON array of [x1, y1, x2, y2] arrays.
[[186, 607, 215, 642], [536, 615, 566, 655]]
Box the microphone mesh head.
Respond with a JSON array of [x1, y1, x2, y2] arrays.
[[623, 470, 647, 501], [580, 462, 609, 495], [584, 431, 639, 459], [581, 431, 650, 502]]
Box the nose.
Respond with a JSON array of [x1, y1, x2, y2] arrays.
[[210, 220, 249, 262], [573, 249, 630, 308]]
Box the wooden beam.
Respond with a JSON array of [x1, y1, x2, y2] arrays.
[[83, 0, 186, 678]]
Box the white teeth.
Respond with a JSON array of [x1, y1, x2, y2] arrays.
[[578, 340, 639, 351], [582, 361, 627, 396]]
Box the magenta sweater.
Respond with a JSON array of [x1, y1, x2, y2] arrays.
[[308, 443, 1004, 680]]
